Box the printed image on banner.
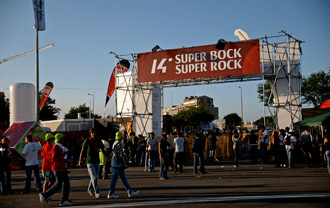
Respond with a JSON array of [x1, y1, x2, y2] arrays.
[[137, 40, 260, 83]]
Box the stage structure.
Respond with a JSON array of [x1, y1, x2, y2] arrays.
[[110, 32, 303, 135]]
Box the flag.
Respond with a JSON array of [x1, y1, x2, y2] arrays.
[[105, 59, 130, 107], [32, 0, 46, 31], [39, 82, 53, 112]]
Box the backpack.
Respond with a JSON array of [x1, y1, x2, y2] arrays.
[[284, 134, 291, 145]]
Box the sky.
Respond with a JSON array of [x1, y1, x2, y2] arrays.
[[1, 0, 330, 122]]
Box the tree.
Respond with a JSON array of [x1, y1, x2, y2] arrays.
[[223, 113, 241, 130], [0, 93, 10, 123], [257, 81, 273, 105], [65, 103, 101, 119], [254, 116, 275, 129], [39, 94, 61, 121], [302, 70, 330, 107], [172, 104, 214, 131]]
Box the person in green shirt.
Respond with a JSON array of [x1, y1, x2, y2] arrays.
[[79, 128, 109, 199]]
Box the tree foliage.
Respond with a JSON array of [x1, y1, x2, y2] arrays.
[[172, 104, 214, 131], [254, 116, 275, 129], [223, 113, 241, 130], [302, 70, 330, 107], [39, 94, 61, 121], [0, 94, 10, 123], [257, 81, 273, 105], [65, 103, 101, 119]]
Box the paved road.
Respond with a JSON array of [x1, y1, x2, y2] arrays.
[[1, 160, 330, 207]]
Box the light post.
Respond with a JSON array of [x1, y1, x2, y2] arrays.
[[239, 86, 243, 128], [88, 93, 94, 118]]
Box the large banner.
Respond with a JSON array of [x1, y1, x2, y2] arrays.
[[137, 40, 260, 83]]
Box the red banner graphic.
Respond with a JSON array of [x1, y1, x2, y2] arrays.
[[39, 82, 53, 112], [137, 40, 260, 83], [105, 59, 130, 107]]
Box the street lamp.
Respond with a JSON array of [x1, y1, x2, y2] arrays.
[[88, 93, 94, 119], [239, 86, 243, 128]]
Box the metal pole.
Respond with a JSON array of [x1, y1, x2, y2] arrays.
[[35, 29, 40, 122], [239, 86, 243, 127], [88, 93, 94, 118]]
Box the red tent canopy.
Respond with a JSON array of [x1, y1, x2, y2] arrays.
[[320, 99, 330, 109]]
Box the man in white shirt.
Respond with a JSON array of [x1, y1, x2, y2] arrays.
[[173, 132, 185, 173], [167, 132, 175, 171], [285, 129, 297, 168], [22, 135, 43, 194]]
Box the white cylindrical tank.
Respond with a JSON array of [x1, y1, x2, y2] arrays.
[[9, 83, 35, 125]]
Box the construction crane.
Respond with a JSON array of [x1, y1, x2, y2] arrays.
[[0, 43, 55, 64]]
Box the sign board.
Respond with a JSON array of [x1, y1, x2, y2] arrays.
[[137, 40, 260, 83]]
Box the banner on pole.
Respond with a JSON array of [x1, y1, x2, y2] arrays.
[[137, 40, 260, 83], [39, 82, 53, 112], [32, 0, 46, 31], [105, 59, 130, 107]]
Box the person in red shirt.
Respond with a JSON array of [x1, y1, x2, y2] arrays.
[[41, 133, 55, 194], [39, 133, 72, 206]]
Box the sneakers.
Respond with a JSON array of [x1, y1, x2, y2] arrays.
[[39, 193, 47, 205], [87, 191, 94, 196], [128, 190, 139, 198], [107, 194, 119, 199], [95, 193, 101, 198], [60, 200, 73, 206]]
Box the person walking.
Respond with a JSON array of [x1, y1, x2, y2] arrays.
[[99, 136, 111, 180], [107, 131, 139, 199], [167, 132, 175, 171], [324, 135, 330, 174], [249, 130, 258, 164], [137, 134, 146, 167], [146, 132, 158, 172], [260, 125, 270, 164], [0, 136, 13, 194], [284, 129, 297, 168], [22, 135, 43, 194], [232, 129, 241, 167], [41, 133, 56, 198], [192, 135, 206, 174], [39, 133, 73, 206], [300, 127, 313, 168], [173, 132, 185, 173], [79, 128, 109, 198], [159, 135, 170, 180]]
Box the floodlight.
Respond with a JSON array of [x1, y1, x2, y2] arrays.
[[215, 39, 226, 50]]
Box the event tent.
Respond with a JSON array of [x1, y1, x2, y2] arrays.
[[293, 112, 330, 127]]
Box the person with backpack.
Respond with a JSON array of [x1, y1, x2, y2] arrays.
[[284, 129, 297, 168], [192, 134, 206, 174], [107, 131, 139, 199]]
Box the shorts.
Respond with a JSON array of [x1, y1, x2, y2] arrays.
[[42, 170, 55, 183]]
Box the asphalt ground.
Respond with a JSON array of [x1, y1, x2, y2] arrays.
[[1, 159, 330, 208]]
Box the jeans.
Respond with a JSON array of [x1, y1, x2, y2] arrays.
[[0, 167, 12, 193], [173, 152, 185, 172], [233, 148, 239, 166], [159, 154, 168, 178], [325, 150, 330, 174], [149, 151, 156, 171], [24, 165, 42, 192], [43, 171, 70, 203], [193, 153, 205, 174], [87, 163, 100, 194], [286, 149, 294, 168], [108, 167, 133, 195], [209, 150, 215, 163], [139, 151, 145, 166]]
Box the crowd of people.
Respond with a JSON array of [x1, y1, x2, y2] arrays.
[[0, 125, 329, 206]]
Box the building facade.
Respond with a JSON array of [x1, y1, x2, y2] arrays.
[[163, 95, 219, 120]]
